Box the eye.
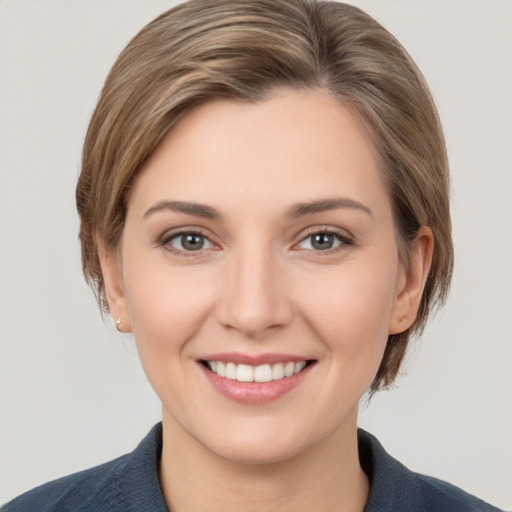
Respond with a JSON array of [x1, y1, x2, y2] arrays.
[[297, 230, 352, 251], [163, 231, 215, 253]]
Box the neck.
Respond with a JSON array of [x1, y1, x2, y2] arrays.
[[159, 409, 369, 512]]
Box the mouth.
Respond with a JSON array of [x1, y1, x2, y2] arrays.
[[198, 356, 316, 404], [201, 359, 315, 383]]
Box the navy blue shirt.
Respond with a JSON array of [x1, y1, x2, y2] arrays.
[[2, 423, 502, 511]]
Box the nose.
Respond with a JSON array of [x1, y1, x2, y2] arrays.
[[215, 244, 293, 338]]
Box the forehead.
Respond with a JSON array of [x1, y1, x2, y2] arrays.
[[130, 88, 387, 216]]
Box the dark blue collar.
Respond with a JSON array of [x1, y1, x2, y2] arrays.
[[122, 423, 498, 512], [123, 424, 425, 511], [120, 423, 169, 511], [358, 429, 426, 511]]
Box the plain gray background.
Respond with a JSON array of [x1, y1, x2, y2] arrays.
[[1, 0, 511, 508]]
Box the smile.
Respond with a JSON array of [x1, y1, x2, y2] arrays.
[[199, 354, 316, 404], [204, 360, 308, 382]]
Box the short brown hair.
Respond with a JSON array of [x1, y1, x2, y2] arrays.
[[76, 0, 453, 394]]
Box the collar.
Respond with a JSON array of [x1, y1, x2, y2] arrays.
[[122, 423, 427, 512], [120, 422, 169, 511], [358, 429, 426, 512]]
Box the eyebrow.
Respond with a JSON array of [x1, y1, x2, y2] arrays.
[[286, 198, 373, 218], [144, 200, 221, 220], [143, 197, 372, 220]]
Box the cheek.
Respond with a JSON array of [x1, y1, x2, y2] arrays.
[[122, 255, 217, 359], [295, 256, 398, 362], [122, 263, 221, 413]]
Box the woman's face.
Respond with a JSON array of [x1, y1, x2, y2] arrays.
[[102, 88, 426, 464]]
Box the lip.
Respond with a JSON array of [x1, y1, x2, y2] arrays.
[[198, 354, 315, 405]]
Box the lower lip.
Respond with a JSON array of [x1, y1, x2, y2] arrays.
[[200, 363, 313, 405]]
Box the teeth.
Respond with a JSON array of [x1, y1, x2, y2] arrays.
[[225, 362, 237, 380], [254, 364, 272, 382], [205, 360, 309, 382], [272, 363, 285, 380], [284, 362, 295, 377], [236, 364, 253, 382], [294, 361, 306, 374]]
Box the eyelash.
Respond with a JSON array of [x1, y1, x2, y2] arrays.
[[157, 227, 354, 257]]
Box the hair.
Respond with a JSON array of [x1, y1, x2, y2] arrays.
[[76, 0, 453, 395]]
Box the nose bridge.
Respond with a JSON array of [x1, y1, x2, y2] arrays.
[[217, 237, 292, 337]]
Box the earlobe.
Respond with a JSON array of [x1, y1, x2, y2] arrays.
[[388, 227, 434, 335], [96, 237, 132, 333]]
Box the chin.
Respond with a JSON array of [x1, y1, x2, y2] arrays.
[[190, 408, 348, 467], [207, 431, 309, 466]]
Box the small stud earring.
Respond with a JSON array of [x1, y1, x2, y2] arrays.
[[116, 318, 122, 332]]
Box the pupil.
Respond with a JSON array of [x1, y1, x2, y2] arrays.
[[312, 233, 333, 250], [183, 234, 203, 251]]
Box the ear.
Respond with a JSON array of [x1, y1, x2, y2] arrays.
[[388, 227, 434, 335], [96, 237, 132, 333]]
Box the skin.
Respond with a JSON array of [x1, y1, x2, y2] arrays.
[[99, 88, 433, 512]]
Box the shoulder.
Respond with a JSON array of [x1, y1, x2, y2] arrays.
[[2, 423, 167, 512], [358, 429, 502, 512], [1, 455, 130, 512], [411, 472, 499, 512], [415, 473, 503, 512]]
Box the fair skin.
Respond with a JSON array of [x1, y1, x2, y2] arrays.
[[99, 88, 433, 512]]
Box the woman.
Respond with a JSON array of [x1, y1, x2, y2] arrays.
[[2, 1, 505, 510]]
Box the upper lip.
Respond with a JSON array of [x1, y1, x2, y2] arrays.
[[199, 352, 313, 366]]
